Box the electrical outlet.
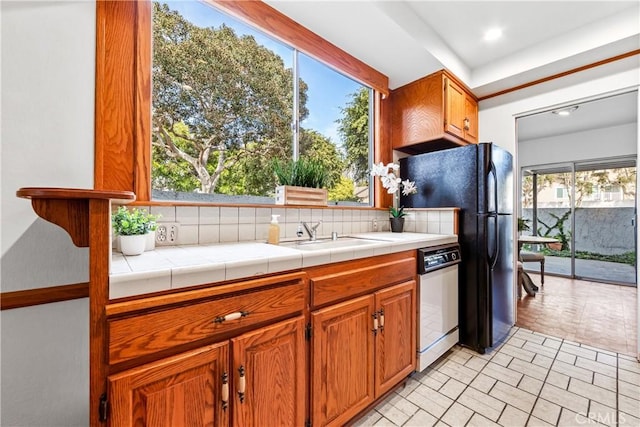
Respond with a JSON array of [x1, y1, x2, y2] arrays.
[[155, 223, 179, 245]]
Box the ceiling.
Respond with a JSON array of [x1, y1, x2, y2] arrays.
[[517, 90, 638, 141], [264, 0, 639, 140], [263, 0, 640, 96]]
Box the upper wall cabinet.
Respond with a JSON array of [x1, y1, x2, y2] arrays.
[[390, 70, 478, 154]]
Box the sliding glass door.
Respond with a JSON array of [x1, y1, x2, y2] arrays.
[[573, 161, 636, 284], [521, 165, 574, 277], [521, 159, 636, 286]]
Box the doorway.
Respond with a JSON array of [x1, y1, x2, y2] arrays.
[[521, 159, 637, 286], [516, 90, 638, 356]]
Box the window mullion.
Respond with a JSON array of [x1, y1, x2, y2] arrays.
[[368, 88, 375, 205], [292, 49, 299, 161]]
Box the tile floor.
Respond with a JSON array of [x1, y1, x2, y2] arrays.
[[353, 327, 640, 427], [516, 273, 637, 356]]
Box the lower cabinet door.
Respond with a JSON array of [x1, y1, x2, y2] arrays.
[[231, 316, 306, 427], [311, 295, 376, 427], [108, 342, 229, 427], [375, 280, 417, 396]]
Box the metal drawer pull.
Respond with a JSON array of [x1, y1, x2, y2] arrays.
[[237, 365, 246, 403], [379, 309, 385, 332], [221, 372, 229, 410], [372, 312, 378, 336], [213, 310, 249, 323]]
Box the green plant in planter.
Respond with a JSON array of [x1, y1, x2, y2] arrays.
[[517, 217, 531, 232], [273, 158, 329, 188], [389, 206, 407, 218], [112, 207, 159, 236]]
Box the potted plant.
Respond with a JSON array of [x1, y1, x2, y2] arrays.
[[370, 162, 418, 232], [517, 217, 531, 234], [142, 213, 160, 251], [273, 157, 329, 206], [112, 207, 159, 256]]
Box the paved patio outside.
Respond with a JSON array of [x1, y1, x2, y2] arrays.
[[522, 255, 636, 285]]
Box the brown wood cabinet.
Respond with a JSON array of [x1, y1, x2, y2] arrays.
[[105, 272, 307, 426], [391, 70, 478, 153], [108, 342, 229, 426], [308, 252, 417, 427], [108, 316, 306, 427], [375, 281, 416, 396], [311, 295, 375, 427], [232, 316, 306, 426]]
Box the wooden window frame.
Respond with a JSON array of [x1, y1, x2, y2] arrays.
[[95, 0, 392, 207]]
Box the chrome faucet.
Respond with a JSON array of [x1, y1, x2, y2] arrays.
[[298, 220, 322, 241]]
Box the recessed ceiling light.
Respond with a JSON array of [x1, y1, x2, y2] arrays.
[[484, 28, 502, 42], [552, 106, 579, 116]]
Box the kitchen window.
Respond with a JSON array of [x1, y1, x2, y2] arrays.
[[152, 2, 373, 205], [94, 1, 388, 207]]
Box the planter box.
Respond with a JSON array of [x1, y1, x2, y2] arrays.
[[275, 185, 328, 206]]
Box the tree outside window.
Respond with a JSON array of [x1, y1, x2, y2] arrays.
[[151, 1, 372, 205]]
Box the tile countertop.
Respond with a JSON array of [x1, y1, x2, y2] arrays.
[[110, 232, 457, 299]]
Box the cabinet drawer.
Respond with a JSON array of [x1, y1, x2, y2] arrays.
[[108, 281, 305, 365], [309, 251, 416, 308]]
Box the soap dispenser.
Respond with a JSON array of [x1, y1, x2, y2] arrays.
[[268, 214, 280, 245]]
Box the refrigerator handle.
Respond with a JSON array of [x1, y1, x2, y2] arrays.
[[491, 162, 500, 268], [488, 214, 500, 269], [489, 162, 498, 214]]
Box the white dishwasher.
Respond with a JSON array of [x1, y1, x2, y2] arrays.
[[416, 243, 461, 371]]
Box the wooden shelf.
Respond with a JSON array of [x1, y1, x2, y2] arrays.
[[16, 187, 135, 247]]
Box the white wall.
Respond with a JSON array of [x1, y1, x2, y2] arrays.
[[519, 122, 637, 168], [1, 2, 95, 425]]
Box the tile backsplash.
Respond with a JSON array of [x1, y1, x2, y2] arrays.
[[120, 206, 457, 247]]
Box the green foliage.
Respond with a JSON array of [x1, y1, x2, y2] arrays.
[[537, 210, 571, 250], [299, 129, 343, 188], [337, 87, 370, 184], [518, 217, 531, 232], [152, 3, 304, 194], [328, 176, 359, 202], [217, 142, 283, 196], [540, 248, 636, 266], [112, 207, 160, 236], [389, 206, 407, 218], [273, 157, 328, 188]]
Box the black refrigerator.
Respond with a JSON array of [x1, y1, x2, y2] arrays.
[[400, 142, 514, 353]]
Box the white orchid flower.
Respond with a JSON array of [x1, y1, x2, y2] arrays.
[[401, 180, 417, 195], [370, 162, 418, 199], [370, 162, 388, 177], [381, 173, 400, 186]]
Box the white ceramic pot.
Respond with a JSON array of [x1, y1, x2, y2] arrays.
[[119, 234, 147, 256], [145, 231, 156, 251]]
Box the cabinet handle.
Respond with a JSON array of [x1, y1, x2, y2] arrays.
[[372, 312, 378, 336], [221, 371, 229, 410], [379, 309, 385, 332], [213, 310, 249, 324], [463, 118, 470, 131], [237, 365, 246, 403]]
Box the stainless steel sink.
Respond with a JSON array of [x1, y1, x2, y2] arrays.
[[280, 237, 381, 251]]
